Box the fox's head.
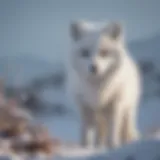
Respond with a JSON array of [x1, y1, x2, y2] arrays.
[[69, 21, 127, 81]]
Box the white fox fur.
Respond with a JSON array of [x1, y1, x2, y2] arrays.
[[66, 20, 142, 149]]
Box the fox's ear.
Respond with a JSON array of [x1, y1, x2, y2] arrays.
[[70, 21, 83, 41], [70, 20, 88, 41], [103, 22, 124, 41]]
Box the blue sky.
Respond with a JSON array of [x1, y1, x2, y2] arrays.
[[0, 0, 159, 63]]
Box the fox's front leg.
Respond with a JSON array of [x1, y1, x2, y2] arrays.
[[122, 107, 140, 144], [80, 105, 95, 148], [108, 102, 125, 149], [95, 111, 108, 148]]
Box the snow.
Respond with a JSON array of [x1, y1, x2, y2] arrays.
[[94, 139, 160, 160]]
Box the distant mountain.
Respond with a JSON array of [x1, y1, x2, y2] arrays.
[[128, 34, 160, 100], [0, 55, 63, 86], [128, 33, 160, 63]]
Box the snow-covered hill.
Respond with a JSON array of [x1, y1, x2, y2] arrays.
[[53, 139, 160, 160]]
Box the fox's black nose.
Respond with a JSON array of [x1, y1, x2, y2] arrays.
[[89, 65, 97, 73]]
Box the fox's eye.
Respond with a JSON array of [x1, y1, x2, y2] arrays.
[[81, 49, 90, 58], [99, 49, 109, 57]]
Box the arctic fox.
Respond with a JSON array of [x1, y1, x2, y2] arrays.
[[66, 20, 142, 149]]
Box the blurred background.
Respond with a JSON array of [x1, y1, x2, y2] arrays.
[[0, 0, 160, 148]]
